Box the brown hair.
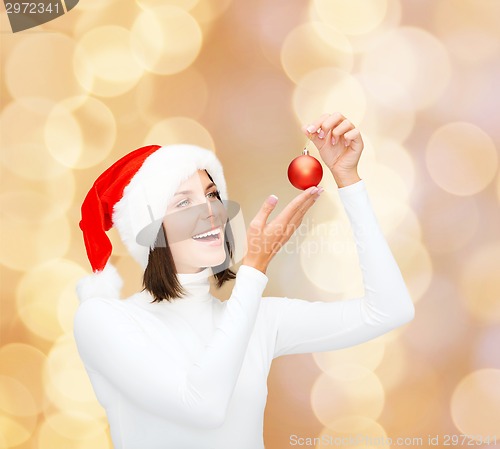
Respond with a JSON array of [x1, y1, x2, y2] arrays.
[[143, 170, 237, 302]]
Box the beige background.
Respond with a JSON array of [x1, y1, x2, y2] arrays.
[[1, 0, 499, 448]]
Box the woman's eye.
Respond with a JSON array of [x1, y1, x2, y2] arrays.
[[176, 190, 218, 208]]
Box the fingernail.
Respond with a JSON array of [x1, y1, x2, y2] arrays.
[[331, 137, 336, 145], [306, 125, 316, 133], [318, 187, 324, 194], [310, 187, 319, 195], [268, 195, 278, 205], [318, 129, 325, 139]]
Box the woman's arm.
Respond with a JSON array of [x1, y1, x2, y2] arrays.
[[264, 112, 414, 357], [268, 179, 415, 358], [73, 265, 268, 429], [74, 172, 322, 428]]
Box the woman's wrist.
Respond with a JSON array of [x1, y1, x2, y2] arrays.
[[330, 169, 361, 188], [241, 258, 268, 275]]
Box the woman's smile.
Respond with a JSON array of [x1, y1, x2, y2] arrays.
[[192, 226, 224, 246]]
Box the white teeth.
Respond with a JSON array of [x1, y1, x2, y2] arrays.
[[192, 228, 221, 239]]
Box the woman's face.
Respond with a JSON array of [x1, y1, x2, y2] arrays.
[[163, 170, 228, 274]]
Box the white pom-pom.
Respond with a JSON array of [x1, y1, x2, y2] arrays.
[[76, 263, 123, 302]]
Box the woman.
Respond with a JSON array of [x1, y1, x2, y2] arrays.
[[74, 113, 415, 449]]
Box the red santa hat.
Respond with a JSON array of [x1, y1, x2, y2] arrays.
[[76, 144, 228, 302]]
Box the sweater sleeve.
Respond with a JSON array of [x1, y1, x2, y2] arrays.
[[73, 265, 268, 429], [268, 179, 415, 359]]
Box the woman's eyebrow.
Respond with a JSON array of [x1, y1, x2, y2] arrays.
[[173, 182, 216, 197]]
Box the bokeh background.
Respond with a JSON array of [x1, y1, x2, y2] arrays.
[[1, 0, 499, 448]]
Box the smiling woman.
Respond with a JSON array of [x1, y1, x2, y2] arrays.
[[74, 116, 414, 449], [144, 169, 237, 302]]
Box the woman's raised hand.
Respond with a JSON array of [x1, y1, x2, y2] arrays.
[[302, 112, 363, 188], [242, 187, 323, 274]]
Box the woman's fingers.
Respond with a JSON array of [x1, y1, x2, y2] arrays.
[[269, 187, 322, 244], [302, 113, 331, 136], [271, 186, 319, 228], [330, 119, 355, 145], [244, 187, 323, 272], [343, 128, 363, 151], [250, 195, 279, 230], [302, 112, 354, 148]]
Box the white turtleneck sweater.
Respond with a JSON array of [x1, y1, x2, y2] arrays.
[[73, 180, 415, 449]]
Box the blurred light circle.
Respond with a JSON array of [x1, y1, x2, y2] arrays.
[[37, 415, 111, 449], [317, 416, 388, 449], [497, 173, 500, 204], [384, 353, 441, 433], [0, 413, 33, 447], [131, 6, 202, 75], [0, 215, 70, 271], [404, 276, 469, 364], [0, 376, 37, 447], [0, 344, 46, 413], [312, 0, 388, 35], [143, 116, 215, 150], [293, 68, 366, 128], [44, 335, 108, 421], [115, 256, 144, 298], [474, 326, 500, 370], [0, 99, 67, 181], [434, 0, 500, 64], [281, 22, 353, 84], [0, 190, 65, 224], [373, 140, 415, 193], [341, 0, 402, 55], [359, 72, 414, 112], [44, 105, 82, 169], [73, 1, 139, 36], [300, 217, 363, 297], [451, 369, 500, 437], [45, 97, 116, 169], [41, 170, 75, 216], [45, 335, 92, 404], [460, 242, 500, 324], [43, 336, 107, 418], [361, 164, 412, 235], [44, 410, 108, 442], [0, 375, 37, 417], [426, 122, 498, 196], [73, 0, 119, 10], [16, 259, 87, 340], [135, 69, 209, 123], [360, 85, 416, 142], [137, 0, 199, 11], [388, 234, 432, 304], [5, 34, 85, 102], [375, 339, 409, 391], [419, 191, 478, 254], [0, 170, 75, 222], [73, 26, 145, 97], [387, 205, 422, 246], [190, 0, 233, 23], [361, 27, 451, 110], [311, 369, 385, 426], [313, 339, 385, 380]]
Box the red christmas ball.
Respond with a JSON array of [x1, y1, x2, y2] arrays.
[[287, 150, 323, 190]]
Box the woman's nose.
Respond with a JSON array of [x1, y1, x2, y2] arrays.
[[204, 198, 217, 219]]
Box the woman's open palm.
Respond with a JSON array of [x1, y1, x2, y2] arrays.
[[242, 186, 322, 274]]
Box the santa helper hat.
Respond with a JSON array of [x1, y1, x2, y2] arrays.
[[76, 144, 228, 302]]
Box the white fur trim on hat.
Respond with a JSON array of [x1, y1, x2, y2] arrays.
[[76, 263, 123, 302], [112, 144, 228, 269]]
